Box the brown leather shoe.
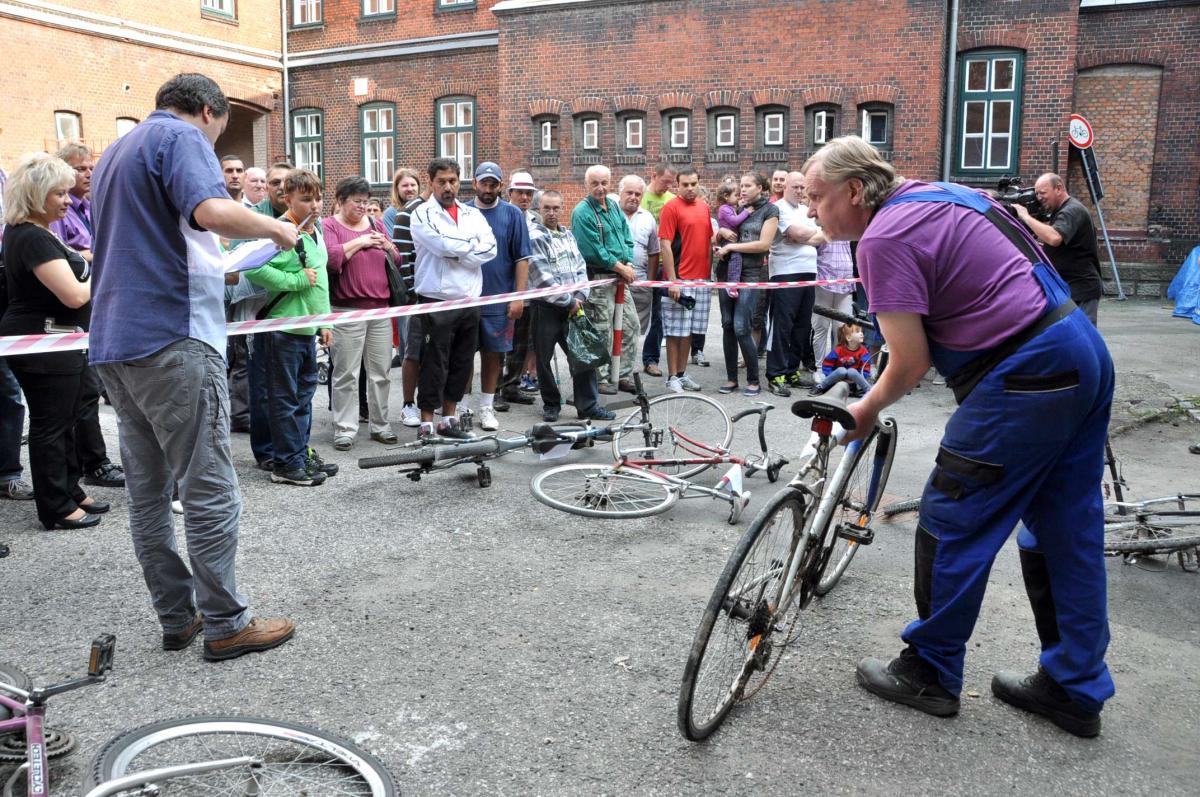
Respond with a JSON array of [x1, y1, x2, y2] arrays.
[[643, 363, 663, 377], [203, 617, 295, 662], [162, 614, 203, 651], [618, 377, 637, 394]]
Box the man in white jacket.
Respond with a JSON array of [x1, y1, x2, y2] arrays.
[[410, 158, 497, 438]]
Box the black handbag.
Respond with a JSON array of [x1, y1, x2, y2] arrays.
[[372, 218, 410, 307]]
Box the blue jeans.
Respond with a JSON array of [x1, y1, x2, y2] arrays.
[[642, 288, 664, 365], [816, 367, 870, 394], [0, 359, 24, 483], [718, 288, 760, 385], [263, 332, 317, 472], [249, 335, 273, 465]]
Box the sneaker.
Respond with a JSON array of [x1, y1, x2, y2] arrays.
[[305, 447, 339, 478], [171, 500, 184, 515], [718, 383, 739, 395], [493, 397, 511, 412], [400, 403, 421, 427], [519, 374, 539, 394], [479, 406, 500, 431], [271, 467, 327, 486], [84, 462, 125, 488], [580, 407, 617, 421], [1, 478, 34, 500], [743, 384, 762, 397], [691, 351, 710, 367], [855, 648, 960, 718], [333, 436, 353, 451], [162, 614, 203, 651], [666, 375, 684, 394], [203, 617, 295, 662], [370, 429, 399, 444], [598, 381, 618, 395], [768, 377, 792, 397], [991, 668, 1102, 738], [499, 390, 534, 405], [678, 373, 703, 392], [791, 370, 815, 388], [542, 406, 560, 423], [418, 421, 436, 440], [255, 459, 275, 472], [437, 417, 474, 440]]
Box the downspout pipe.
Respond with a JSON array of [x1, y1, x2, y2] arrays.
[[281, 0, 291, 159], [941, 0, 960, 180]]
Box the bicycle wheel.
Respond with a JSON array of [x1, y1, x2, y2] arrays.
[[612, 394, 733, 479], [86, 716, 396, 796], [678, 488, 813, 741], [881, 497, 921, 518], [530, 463, 678, 519], [0, 662, 31, 724], [814, 418, 897, 596], [1104, 515, 1200, 555]]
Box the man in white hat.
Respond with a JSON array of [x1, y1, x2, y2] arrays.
[[500, 169, 542, 403], [508, 170, 542, 232]]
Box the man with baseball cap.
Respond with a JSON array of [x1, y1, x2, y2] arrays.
[[470, 162, 532, 431]]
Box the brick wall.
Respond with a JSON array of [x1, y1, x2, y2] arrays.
[[28, 0, 281, 51], [1077, 2, 1200, 267], [288, 0, 500, 50]]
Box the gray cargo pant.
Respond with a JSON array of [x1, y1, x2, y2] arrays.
[[97, 338, 250, 642]]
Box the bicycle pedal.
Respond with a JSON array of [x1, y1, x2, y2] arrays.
[[836, 523, 874, 546]]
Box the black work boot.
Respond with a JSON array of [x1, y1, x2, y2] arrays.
[[991, 668, 1101, 738], [856, 646, 960, 717]]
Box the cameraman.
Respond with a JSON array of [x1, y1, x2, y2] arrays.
[[1013, 173, 1102, 325]]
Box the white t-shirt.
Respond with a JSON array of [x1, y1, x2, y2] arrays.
[[769, 198, 818, 277], [623, 207, 661, 279]]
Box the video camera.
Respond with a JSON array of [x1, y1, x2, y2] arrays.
[[996, 177, 1050, 223]]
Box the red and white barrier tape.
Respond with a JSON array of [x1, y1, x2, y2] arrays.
[[0, 276, 858, 356]]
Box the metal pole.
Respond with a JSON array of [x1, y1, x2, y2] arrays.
[[281, 0, 291, 159], [941, 0, 960, 181], [1092, 198, 1127, 300], [610, 281, 626, 384]]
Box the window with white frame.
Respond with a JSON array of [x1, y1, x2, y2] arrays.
[[201, 0, 235, 16], [293, 109, 324, 179], [667, 114, 689, 149], [859, 105, 892, 147], [762, 111, 785, 147], [360, 104, 394, 185], [437, 0, 475, 8], [581, 118, 599, 150], [956, 51, 1023, 174], [362, 0, 393, 16], [115, 117, 138, 138], [809, 106, 837, 148], [714, 113, 737, 148], [292, 0, 321, 26], [537, 118, 558, 152], [54, 111, 81, 142], [625, 117, 643, 150], [437, 97, 475, 178]]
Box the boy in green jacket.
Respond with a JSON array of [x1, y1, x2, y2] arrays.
[[245, 169, 336, 487]]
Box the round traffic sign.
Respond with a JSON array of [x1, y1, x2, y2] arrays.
[[1069, 114, 1093, 149]]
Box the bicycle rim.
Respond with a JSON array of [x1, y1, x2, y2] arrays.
[[87, 716, 396, 796], [678, 490, 806, 741], [815, 419, 897, 596], [530, 463, 677, 519], [1104, 518, 1200, 555], [612, 394, 733, 479]]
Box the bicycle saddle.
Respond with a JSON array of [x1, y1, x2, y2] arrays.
[[790, 382, 857, 430]]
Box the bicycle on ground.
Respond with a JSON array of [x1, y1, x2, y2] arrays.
[[0, 636, 397, 796], [676, 382, 898, 740], [529, 375, 790, 525]]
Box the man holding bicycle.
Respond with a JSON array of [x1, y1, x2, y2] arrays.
[[802, 137, 1114, 737]]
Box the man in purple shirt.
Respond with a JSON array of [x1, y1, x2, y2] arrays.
[[49, 142, 125, 490], [802, 136, 1114, 738]]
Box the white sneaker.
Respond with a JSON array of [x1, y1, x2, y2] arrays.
[[679, 373, 703, 392], [666, 375, 684, 394], [478, 406, 499, 431], [171, 500, 184, 515], [400, 403, 420, 427]]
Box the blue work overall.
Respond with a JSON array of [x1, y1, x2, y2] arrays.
[[881, 183, 1116, 712]]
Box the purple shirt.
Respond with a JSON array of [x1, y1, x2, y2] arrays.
[[815, 241, 855, 294], [50, 195, 93, 252], [323, 215, 391, 310], [856, 180, 1046, 352]]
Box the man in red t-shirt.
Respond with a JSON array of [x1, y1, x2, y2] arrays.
[[657, 168, 715, 392]]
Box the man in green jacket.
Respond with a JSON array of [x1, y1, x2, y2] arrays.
[[570, 164, 639, 393]]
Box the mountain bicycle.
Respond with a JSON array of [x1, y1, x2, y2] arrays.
[[357, 415, 616, 487], [0, 636, 397, 796], [677, 382, 897, 741], [530, 376, 789, 524]]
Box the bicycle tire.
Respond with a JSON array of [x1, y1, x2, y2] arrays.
[[530, 463, 677, 519], [612, 393, 733, 479], [359, 438, 503, 469], [358, 448, 435, 469], [1104, 520, 1200, 555], [0, 662, 31, 724], [678, 488, 811, 741], [814, 418, 897, 596], [85, 715, 397, 796], [881, 497, 921, 518]]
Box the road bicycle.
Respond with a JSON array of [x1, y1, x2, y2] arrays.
[[0, 636, 397, 796], [529, 376, 790, 524], [357, 415, 617, 487], [676, 382, 897, 740]]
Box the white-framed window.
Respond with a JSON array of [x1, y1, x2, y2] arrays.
[[670, 115, 689, 149], [539, 119, 557, 152], [362, 0, 393, 16], [625, 117, 643, 150], [763, 112, 785, 147], [201, 0, 235, 15], [715, 113, 736, 148], [813, 110, 835, 145], [115, 117, 138, 138], [581, 118, 599, 150], [293, 109, 324, 179], [437, 97, 475, 178], [292, 0, 321, 25], [861, 110, 889, 145], [437, 0, 475, 7], [361, 104, 394, 185], [54, 111, 81, 142]]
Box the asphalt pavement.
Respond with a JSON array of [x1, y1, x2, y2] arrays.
[[1, 296, 1197, 795]]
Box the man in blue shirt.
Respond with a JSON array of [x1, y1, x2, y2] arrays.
[[470, 162, 531, 432], [90, 73, 299, 662]]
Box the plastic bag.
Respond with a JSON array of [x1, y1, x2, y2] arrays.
[[1167, 245, 1200, 323], [566, 309, 608, 373]]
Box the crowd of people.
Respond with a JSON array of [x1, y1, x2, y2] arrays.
[[1, 72, 1121, 739]]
